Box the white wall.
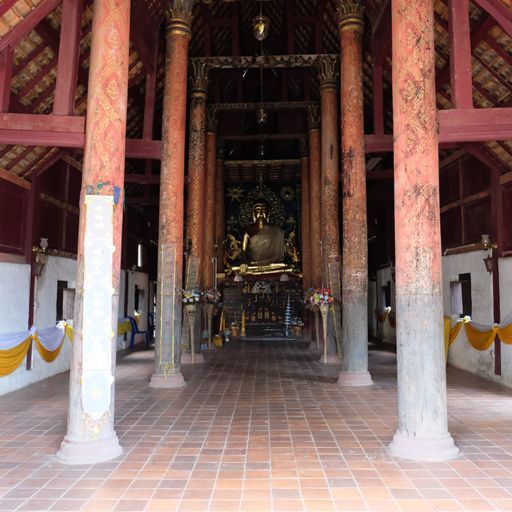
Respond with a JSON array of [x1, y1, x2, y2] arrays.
[[0, 261, 30, 333], [442, 251, 495, 379], [499, 257, 512, 387], [0, 258, 150, 396], [35, 255, 77, 327], [375, 251, 512, 387]]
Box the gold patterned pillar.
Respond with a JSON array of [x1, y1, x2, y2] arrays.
[[300, 137, 312, 290], [56, 0, 130, 464], [150, 0, 195, 388], [306, 105, 322, 288], [388, 0, 458, 461], [215, 140, 225, 273], [185, 59, 208, 288], [203, 107, 217, 289], [318, 55, 342, 363], [337, 0, 372, 386]]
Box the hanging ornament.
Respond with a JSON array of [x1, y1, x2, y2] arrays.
[[252, 14, 269, 41]]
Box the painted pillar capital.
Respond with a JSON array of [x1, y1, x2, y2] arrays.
[[190, 59, 208, 98], [206, 106, 218, 133], [317, 55, 339, 90], [336, 0, 364, 33], [167, 0, 196, 37], [306, 104, 320, 129]]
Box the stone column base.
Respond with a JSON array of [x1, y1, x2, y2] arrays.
[[181, 353, 205, 364], [338, 371, 373, 387], [388, 432, 459, 461], [320, 354, 341, 365], [149, 372, 186, 388], [56, 434, 122, 465]]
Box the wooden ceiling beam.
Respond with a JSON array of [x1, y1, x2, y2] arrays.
[[0, 0, 62, 52], [192, 54, 338, 69], [473, 0, 512, 38], [53, 0, 83, 115], [0, 0, 18, 19], [448, 0, 473, 109], [0, 166, 31, 190]]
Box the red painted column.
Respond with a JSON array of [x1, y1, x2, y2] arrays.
[[203, 108, 217, 289], [338, 1, 372, 387], [318, 56, 342, 362], [389, 0, 458, 461], [185, 60, 208, 289], [306, 105, 322, 288], [300, 137, 312, 290], [149, 1, 194, 388], [215, 143, 225, 273], [56, 0, 130, 464], [0, 48, 13, 112]]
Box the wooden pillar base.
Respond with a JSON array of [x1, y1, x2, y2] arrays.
[[389, 432, 459, 462], [149, 371, 186, 388], [56, 433, 122, 465]]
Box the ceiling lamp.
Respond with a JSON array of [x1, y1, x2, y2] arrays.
[[256, 107, 267, 125], [252, 14, 269, 41]]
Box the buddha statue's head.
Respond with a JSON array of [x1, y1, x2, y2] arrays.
[[252, 201, 270, 228]]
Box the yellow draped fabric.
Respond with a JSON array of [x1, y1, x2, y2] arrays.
[[117, 319, 132, 335], [499, 323, 512, 344], [0, 337, 32, 377], [464, 323, 499, 351], [34, 335, 66, 363], [444, 318, 451, 360], [376, 309, 389, 323], [449, 321, 463, 345], [65, 324, 74, 342]]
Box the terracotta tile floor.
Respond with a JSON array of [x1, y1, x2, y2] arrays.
[[1, 342, 512, 511]]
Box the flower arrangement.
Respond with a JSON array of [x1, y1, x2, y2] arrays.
[[308, 288, 334, 306], [182, 289, 202, 304], [203, 288, 221, 304]]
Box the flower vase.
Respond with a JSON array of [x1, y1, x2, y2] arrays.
[[205, 303, 215, 350], [313, 305, 321, 350], [319, 303, 330, 364], [184, 303, 197, 364]]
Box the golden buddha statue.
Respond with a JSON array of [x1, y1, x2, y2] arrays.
[[226, 201, 297, 276], [242, 202, 285, 265]]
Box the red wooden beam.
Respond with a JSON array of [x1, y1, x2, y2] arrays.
[[438, 108, 512, 142], [0, 113, 84, 132], [436, 15, 494, 90], [125, 139, 161, 160], [0, 129, 84, 148], [124, 174, 160, 184], [36, 20, 90, 90], [371, 0, 391, 65], [0, 114, 85, 147], [0, 167, 31, 189], [448, 0, 473, 108], [53, 0, 83, 115], [0, 0, 18, 18], [473, 0, 512, 38], [0, 0, 63, 52], [129, 0, 157, 74], [142, 41, 159, 140], [0, 48, 14, 112]]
